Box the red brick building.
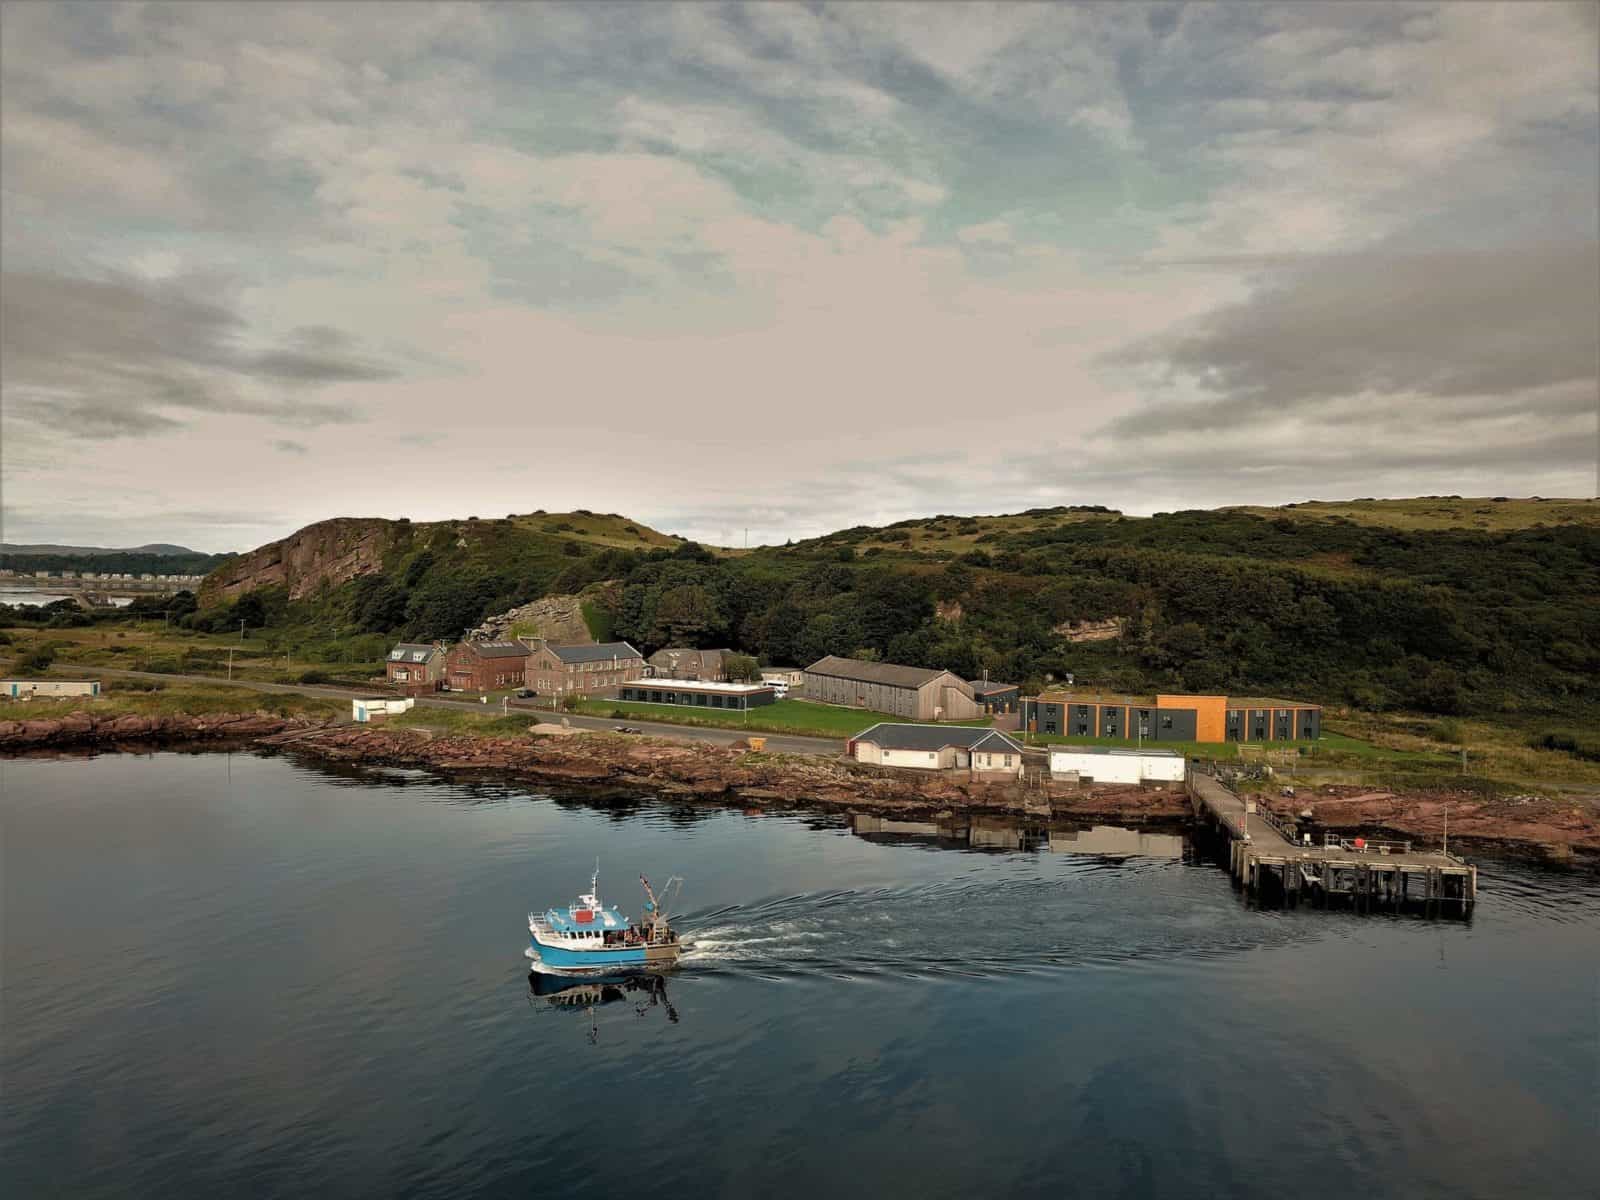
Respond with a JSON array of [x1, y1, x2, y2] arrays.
[[445, 640, 530, 692], [524, 640, 644, 696]]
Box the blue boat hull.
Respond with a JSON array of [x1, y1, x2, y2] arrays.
[[527, 937, 682, 973], [529, 940, 652, 970]]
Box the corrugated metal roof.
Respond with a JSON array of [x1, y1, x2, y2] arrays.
[[852, 723, 1024, 753], [805, 655, 953, 690], [549, 641, 643, 664]]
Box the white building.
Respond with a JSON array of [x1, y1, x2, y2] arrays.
[[1048, 747, 1186, 785], [352, 696, 415, 722], [3, 679, 101, 699], [849, 723, 1025, 776]]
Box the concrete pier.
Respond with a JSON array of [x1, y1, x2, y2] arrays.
[[1189, 770, 1476, 912]]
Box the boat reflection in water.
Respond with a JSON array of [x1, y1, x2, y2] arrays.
[[850, 814, 1185, 859], [527, 970, 678, 1042]]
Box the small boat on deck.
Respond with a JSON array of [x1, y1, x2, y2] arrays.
[[526, 870, 683, 974]]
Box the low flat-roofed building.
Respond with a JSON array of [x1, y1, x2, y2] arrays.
[[848, 723, 1025, 776], [619, 678, 776, 710], [1021, 691, 1320, 743], [1048, 746, 1186, 784]]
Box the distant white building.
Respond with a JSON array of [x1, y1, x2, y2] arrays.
[[3, 679, 101, 699]]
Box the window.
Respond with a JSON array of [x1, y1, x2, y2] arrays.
[[1162, 716, 1173, 729], [1003, 755, 1013, 767], [927, 752, 936, 760]]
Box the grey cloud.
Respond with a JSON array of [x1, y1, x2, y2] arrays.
[[1101, 244, 1600, 436], [0, 270, 387, 440]]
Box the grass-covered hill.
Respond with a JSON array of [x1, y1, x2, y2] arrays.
[[179, 498, 1598, 720]]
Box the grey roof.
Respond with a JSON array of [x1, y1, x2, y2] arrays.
[[388, 642, 441, 664], [851, 723, 1025, 754], [549, 641, 643, 664], [970, 681, 1017, 695], [460, 640, 530, 659], [805, 655, 954, 690]]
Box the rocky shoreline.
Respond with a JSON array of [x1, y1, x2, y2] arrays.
[[3, 713, 1595, 860]]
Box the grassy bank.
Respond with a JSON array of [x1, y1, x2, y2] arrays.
[[569, 697, 991, 739], [0, 679, 347, 722], [4, 624, 383, 687]]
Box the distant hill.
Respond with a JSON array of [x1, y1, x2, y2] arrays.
[[190, 498, 1599, 719], [1, 542, 206, 556], [1221, 497, 1600, 532]]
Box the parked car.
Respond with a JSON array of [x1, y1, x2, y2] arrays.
[[515, 687, 536, 698], [613, 725, 642, 734]]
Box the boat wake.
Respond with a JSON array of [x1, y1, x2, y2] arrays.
[[670, 865, 1319, 984]]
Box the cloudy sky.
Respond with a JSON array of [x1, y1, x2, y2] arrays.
[[2, 2, 1596, 552]]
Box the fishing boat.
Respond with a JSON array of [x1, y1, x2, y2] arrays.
[[526, 869, 683, 974]]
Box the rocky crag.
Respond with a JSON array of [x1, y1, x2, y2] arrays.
[[200, 517, 395, 603], [466, 591, 601, 644]]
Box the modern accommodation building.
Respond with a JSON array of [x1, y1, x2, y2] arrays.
[[646, 647, 731, 681], [618, 679, 776, 710], [445, 640, 530, 692], [970, 681, 1020, 715], [524, 640, 645, 696], [385, 642, 447, 694], [847, 724, 1025, 776], [803, 655, 981, 721], [1020, 692, 1321, 743], [1048, 747, 1186, 784]]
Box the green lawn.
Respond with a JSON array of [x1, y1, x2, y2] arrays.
[[570, 697, 992, 739]]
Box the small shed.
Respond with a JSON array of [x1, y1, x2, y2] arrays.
[[352, 697, 415, 723]]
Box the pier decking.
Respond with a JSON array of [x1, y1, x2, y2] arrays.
[[1188, 770, 1476, 911]]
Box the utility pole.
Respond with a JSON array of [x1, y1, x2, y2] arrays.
[[227, 646, 234, 681], [1443, 804, 1449, 857]]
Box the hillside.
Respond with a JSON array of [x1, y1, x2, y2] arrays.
[[187, 499, 1600, 719], [1222, 496, 1600, 531]]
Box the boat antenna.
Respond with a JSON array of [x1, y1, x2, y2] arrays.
[[592, 858, 599, 898]]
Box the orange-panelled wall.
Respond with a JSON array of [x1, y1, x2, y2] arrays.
[[1162, 694, 1226, 742]]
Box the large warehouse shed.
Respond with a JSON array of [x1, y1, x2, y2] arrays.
[[804, 655, 980, 721]]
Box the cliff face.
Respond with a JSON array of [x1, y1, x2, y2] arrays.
[[200, 518, 396, 603]]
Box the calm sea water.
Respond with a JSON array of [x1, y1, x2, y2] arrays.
[[3, 751, 1596, 1199]]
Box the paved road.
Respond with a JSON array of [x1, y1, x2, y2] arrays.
[[47, 664, 843, 757]]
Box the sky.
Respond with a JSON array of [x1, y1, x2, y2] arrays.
[[2, 1, 1596, 552]]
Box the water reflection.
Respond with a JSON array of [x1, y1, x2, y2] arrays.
[[850, 813, 1185, 859], [527, 971, 679, 1042]]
